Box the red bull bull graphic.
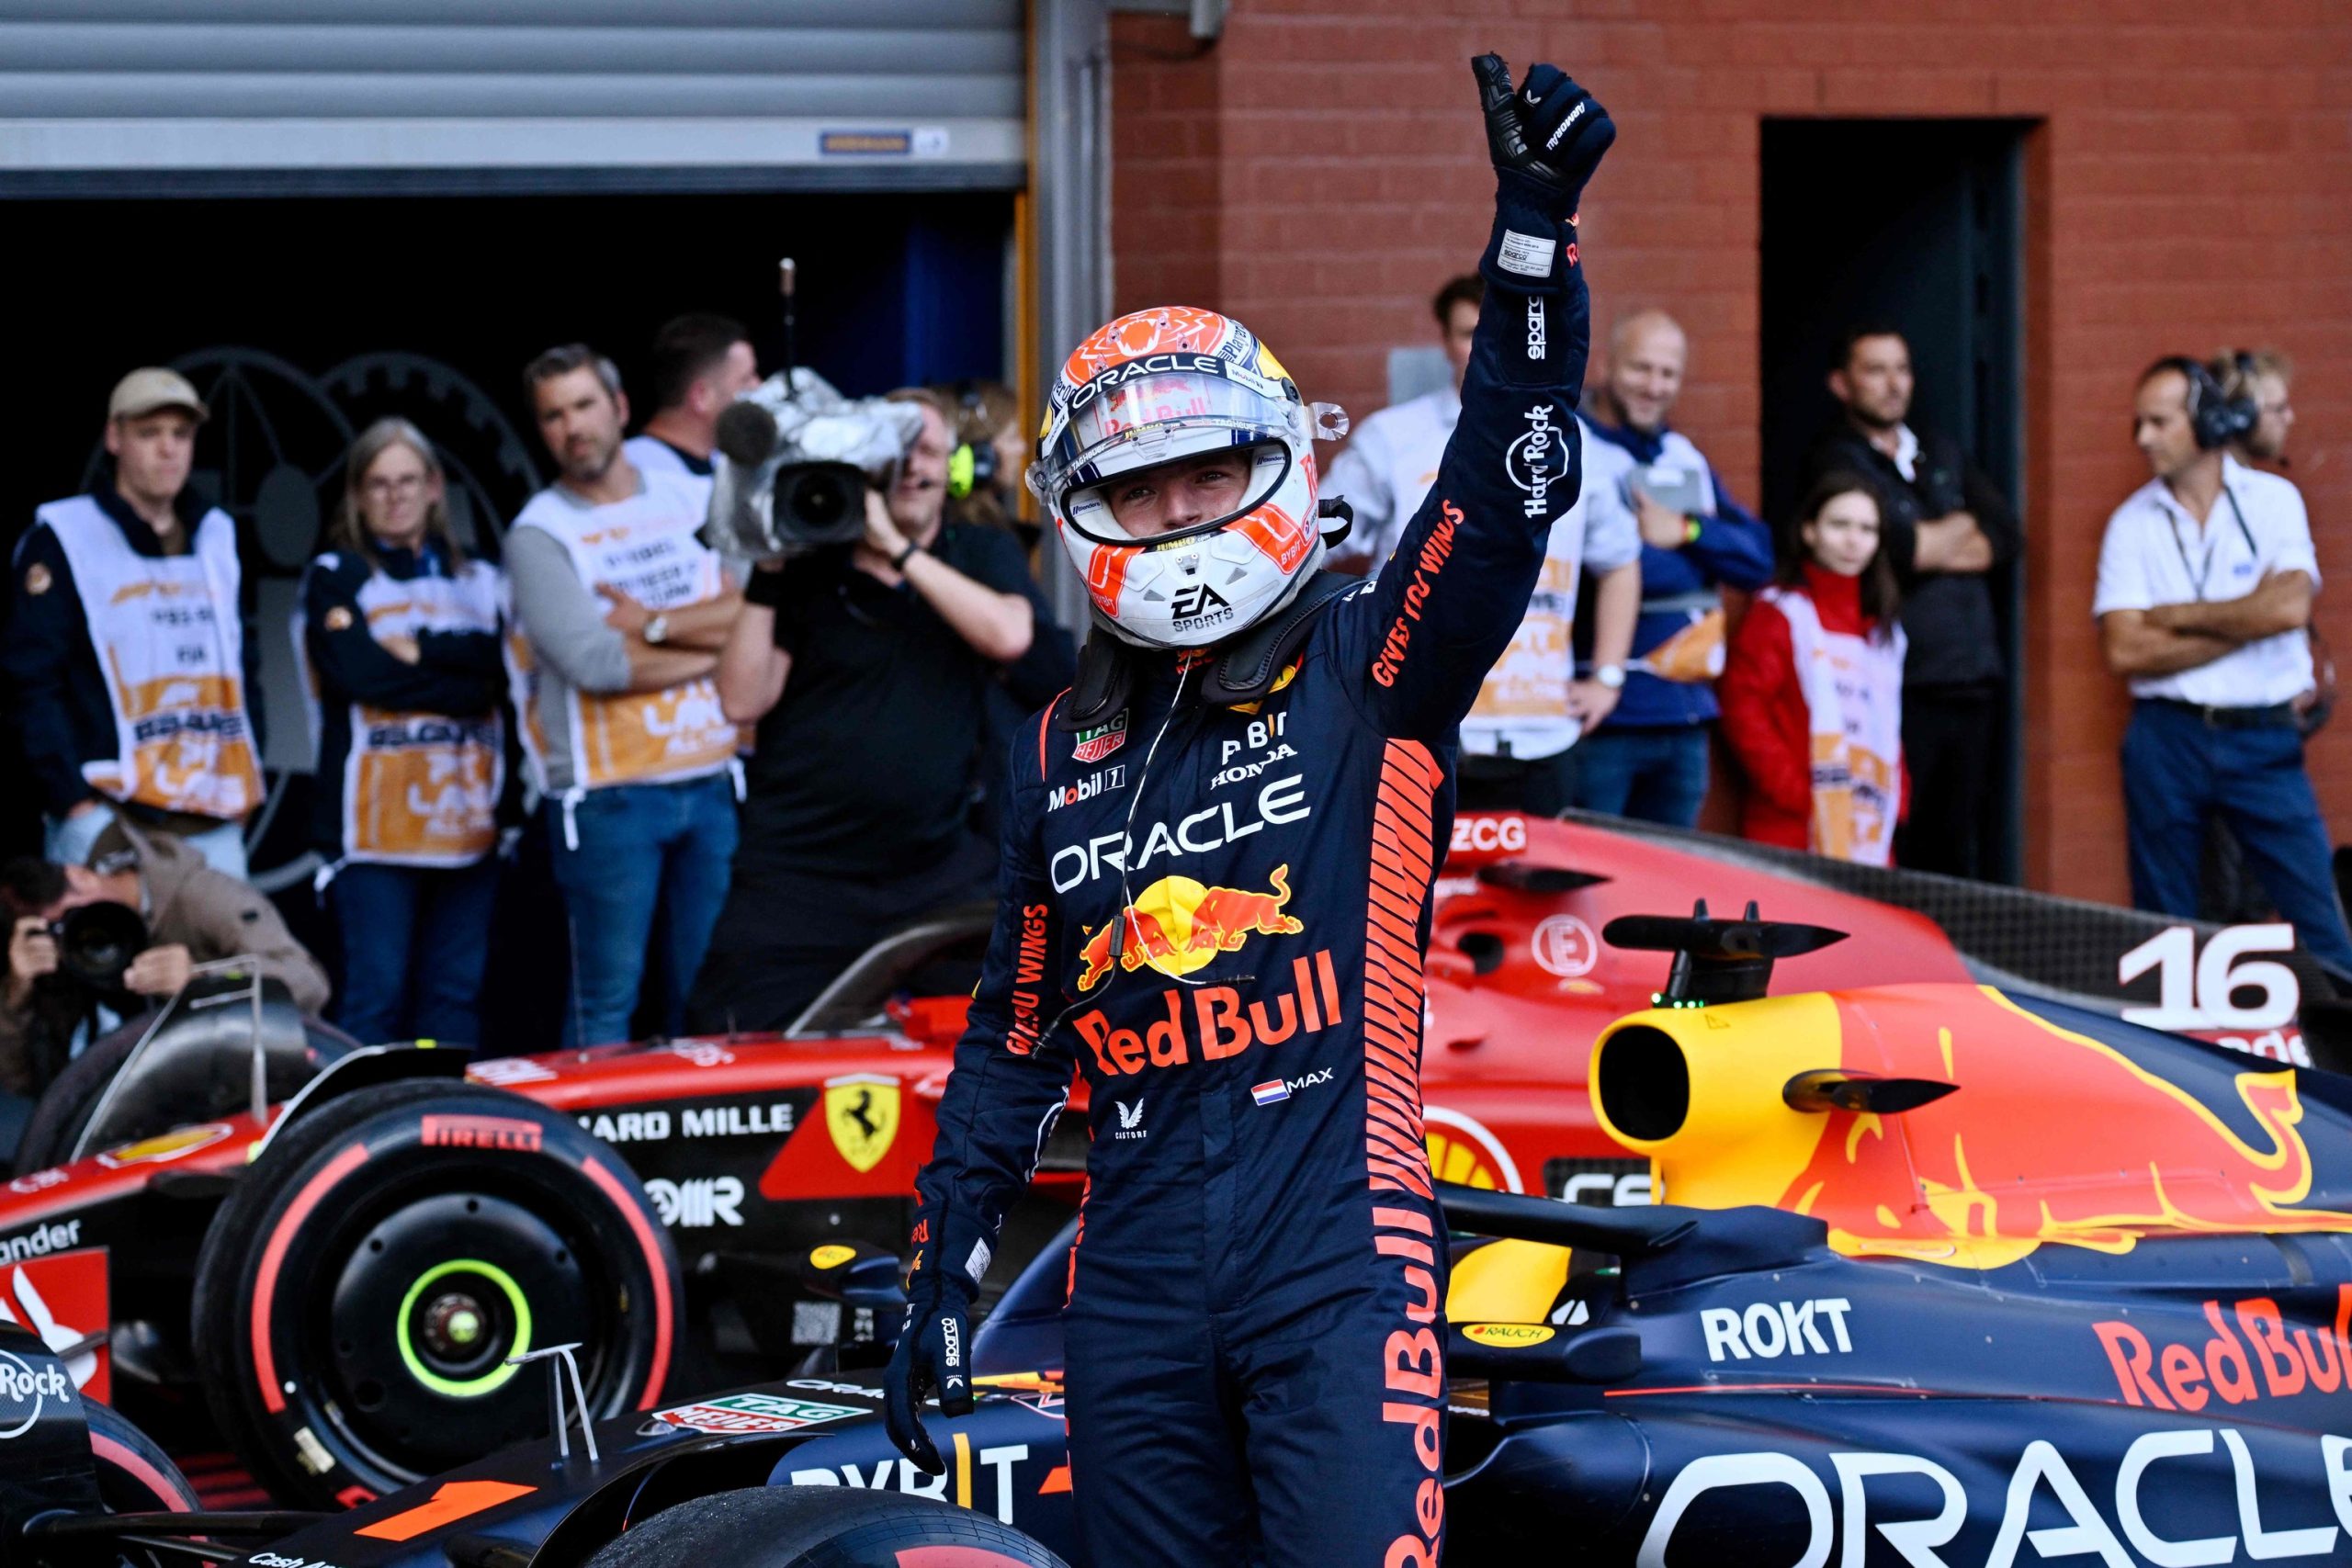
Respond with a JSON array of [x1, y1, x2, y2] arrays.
[[1591, 983, 2352, 1269], [1074, 865, 1304, 991]]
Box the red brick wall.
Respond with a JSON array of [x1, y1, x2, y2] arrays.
[[1105, 1, 2352, 904]]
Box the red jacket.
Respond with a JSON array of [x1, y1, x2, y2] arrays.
[[1718, 564, 1905, 852]]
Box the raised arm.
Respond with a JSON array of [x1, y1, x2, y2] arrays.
[[1339, 56, 1615, 740]]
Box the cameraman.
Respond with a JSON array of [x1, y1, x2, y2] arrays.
[[1, 819, 330, 1106], [688, 389, 1037, 1032]]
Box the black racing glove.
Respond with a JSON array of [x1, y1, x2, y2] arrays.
[[882, 1206, 987, 1474], [883, 1284, 973, 1474], [1472, 53, 1615, 219]]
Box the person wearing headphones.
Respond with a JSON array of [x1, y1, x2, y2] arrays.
[[882, 55, 1612, 1567], [2095, 355, 2352, 973]]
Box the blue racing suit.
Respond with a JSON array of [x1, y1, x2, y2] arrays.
[[908, 146, 1594, 1568]]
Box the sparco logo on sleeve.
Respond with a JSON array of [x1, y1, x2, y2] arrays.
[[1525, 296, 1547, 361]]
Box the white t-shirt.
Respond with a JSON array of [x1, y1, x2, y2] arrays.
[[1324, 388, 1459, 571], [623, 434, 714, 497], [2091, 455, 2320, 707]]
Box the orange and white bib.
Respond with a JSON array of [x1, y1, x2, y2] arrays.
[[507, 476, 738, 795], [38, 496, 261, 821], [1463, 544, 1581, 761], [1764, 584, 1905, 866], [297, 556, 504, 865]]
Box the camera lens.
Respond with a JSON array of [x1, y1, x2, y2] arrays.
[[774, 464, 869, 547], [52, 902, 149, 990], [787, 469, 854, 531]]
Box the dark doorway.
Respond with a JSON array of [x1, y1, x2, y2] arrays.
[[0, 186, 1012, 831], [0, 187, 1013, 1047], [1758, 118, 2030, 883]]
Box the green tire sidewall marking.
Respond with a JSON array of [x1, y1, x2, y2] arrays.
[[393, 1258, 533, 1399]]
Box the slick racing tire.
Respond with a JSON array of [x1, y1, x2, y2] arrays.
[[586, 1486, 1069, 1568], [85, 1398, 202, 1514], [15, 1018, 147, 1176], [189, 1080, 681, 1507]]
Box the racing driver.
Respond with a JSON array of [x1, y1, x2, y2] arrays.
[[887, 54, 1615, 1566]]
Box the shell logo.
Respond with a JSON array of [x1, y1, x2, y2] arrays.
[[1421, 1106, 1524, 1193]]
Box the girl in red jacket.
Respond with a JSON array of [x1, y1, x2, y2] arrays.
[[1720, 472, 1906, 863]]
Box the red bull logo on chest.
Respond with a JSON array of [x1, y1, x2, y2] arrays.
[[1076, 865, 1304, 990], [1073, 949, 1344, 1078]]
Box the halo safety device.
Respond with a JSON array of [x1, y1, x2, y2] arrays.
[[1030, 306, 1348, 649]]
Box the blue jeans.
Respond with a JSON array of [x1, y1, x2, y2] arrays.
[[548, 773, 739, 1046], [1573, 725, 1712, 829], [330, 858, 500, 1044], [2121, 700, 2352, 976]]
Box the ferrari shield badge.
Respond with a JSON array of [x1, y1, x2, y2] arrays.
[[823, 1074, 900, 1173]]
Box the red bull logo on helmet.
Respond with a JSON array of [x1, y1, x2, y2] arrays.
[[1075, 865, 1304, 991]]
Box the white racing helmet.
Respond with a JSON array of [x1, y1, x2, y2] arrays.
[[1030, 306, 1345, 649]]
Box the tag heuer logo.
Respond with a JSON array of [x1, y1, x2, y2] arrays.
[[1073, 712, 1128, 763]]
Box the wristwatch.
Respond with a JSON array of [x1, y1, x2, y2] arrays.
[[1594, 663, 1627, 690], [642, 614, 671, 647]]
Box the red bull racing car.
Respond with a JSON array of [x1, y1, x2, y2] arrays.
[[0, 813, 2339, 1511], [10, 904, 2352, 1564]]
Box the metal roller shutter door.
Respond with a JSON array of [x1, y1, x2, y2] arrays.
[[0, 0, 1025, 193]]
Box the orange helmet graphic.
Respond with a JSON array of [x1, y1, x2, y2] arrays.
[[1030, 307, 1345, 649]]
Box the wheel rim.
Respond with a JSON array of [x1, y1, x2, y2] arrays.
[[320, 1189, 598, 1476]]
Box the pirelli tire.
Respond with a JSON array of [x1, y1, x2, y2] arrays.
[[188, 1080, 681, 1508], [585, 1485, 1069, 1568], [85, 1398, 202, 1514]]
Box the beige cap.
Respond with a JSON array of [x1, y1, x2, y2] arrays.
[[107, 367, 209, 423]]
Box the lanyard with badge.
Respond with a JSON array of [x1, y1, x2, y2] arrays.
[[2165, 485, 2259, 602]]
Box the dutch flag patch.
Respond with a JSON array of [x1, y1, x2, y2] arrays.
[[1250, 1080, 1290, 1107]]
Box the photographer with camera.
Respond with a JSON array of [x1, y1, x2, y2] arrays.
[[687, 388, 1038, 1032], [0, 818, 330, 1142]]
